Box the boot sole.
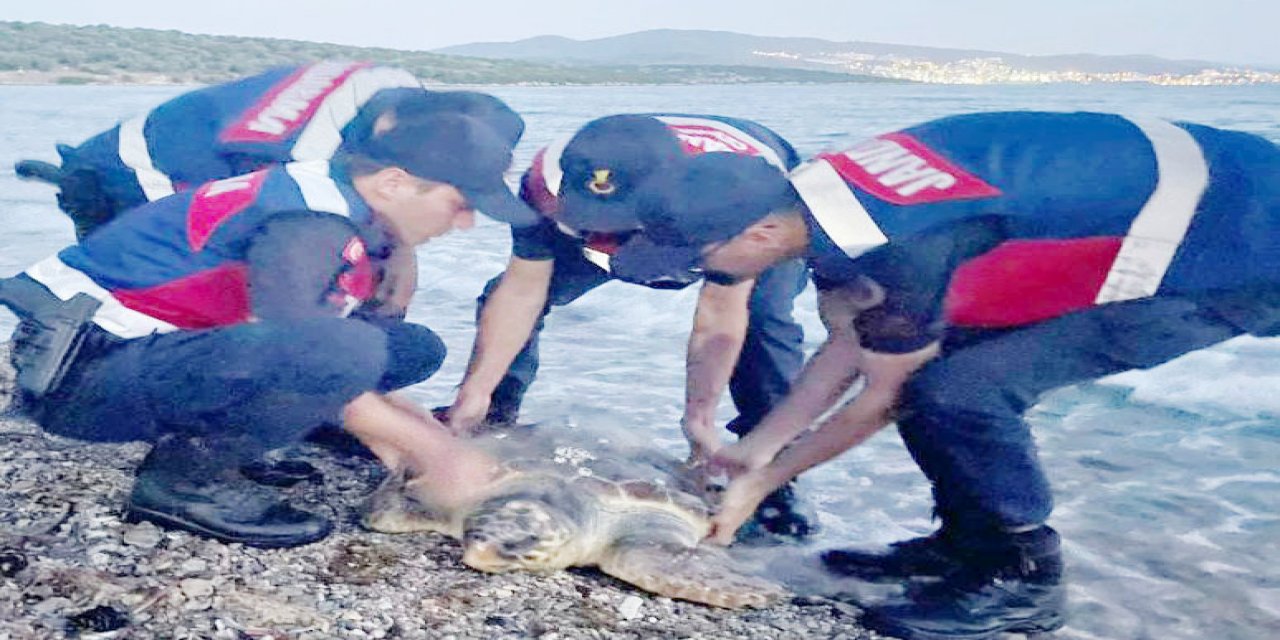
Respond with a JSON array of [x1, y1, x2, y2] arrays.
[[865, 612, 1065, 640], [124, 504, 332, 549]]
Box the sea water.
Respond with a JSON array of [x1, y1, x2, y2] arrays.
[[2, 82, 1279, 639]]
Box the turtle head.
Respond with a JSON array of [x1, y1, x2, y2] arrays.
[[461, 495, 581, 571]]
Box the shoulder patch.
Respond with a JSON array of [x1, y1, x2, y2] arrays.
[[187, 170, 270, 250], [654, 116, 786, 168], [220, 62, 369, 144], [333, 236, 376, 316], [821, 132, 1001, 205], [668, 123, 763, 156]]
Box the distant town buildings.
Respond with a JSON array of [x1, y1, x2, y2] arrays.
[[752, 50, 1280, 85]]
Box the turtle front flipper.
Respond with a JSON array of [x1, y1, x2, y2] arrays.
[[598, 541, 787, 609], [362, 470, 456, 535]]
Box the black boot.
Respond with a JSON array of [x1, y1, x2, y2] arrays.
[[861, 526, 1067, 640], [430, 403, 524, 433], [126, 436, 332, 548], [303, 422, 375, 459], [734, 482, 820, 545], [822, 528, 964, 582], [240, 458, 322, 487]]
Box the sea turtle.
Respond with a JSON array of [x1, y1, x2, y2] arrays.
[[362, 425, 786, 609]]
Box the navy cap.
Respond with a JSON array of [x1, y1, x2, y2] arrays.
[[640, 152, 796, 245], [397, 90, 525, 149], [557, 115, 686, 232], [358, 113, 539, 226], [625, 153, 798, 274]]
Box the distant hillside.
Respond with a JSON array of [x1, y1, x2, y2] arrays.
[[439, 29, 1279, 85], [0, 21, 899, 86], [437, 29, 1222, 73]]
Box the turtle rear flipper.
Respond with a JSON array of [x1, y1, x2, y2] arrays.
[[599, 542, 787, 609]]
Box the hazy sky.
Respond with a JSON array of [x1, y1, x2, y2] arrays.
[[6, 1, 1277, 66]]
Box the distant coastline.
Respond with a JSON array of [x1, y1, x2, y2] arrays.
[[0, 70, 900, 88], [0, 22, 900, 87], [3, 20, 1274, 87]]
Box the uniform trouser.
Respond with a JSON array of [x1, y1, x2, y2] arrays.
[[480, 250, 808, 434], [896, 296, 1246, 540], [34, 317, 445, 470]]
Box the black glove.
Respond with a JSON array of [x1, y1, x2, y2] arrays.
[[56, 169, 116, 240]]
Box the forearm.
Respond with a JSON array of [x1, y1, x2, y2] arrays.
[[458, 265, 551, 397], [683, 281, 753, 443], [343, 392, 498, 508], [753, 342, 938, 491], [342, 392, 458, 471], [736, 331, 863, 460], [755, 388, 898, 492]]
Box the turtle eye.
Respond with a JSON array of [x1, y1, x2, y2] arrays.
[[500, 535, 541, 556]]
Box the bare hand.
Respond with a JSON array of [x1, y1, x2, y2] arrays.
[[445, 391, 492, 437], [705, 471, 774, 546], [683, 426, 723, 468], [705, 441, 772, 479]]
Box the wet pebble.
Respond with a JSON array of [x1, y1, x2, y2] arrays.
[[180, 558, 208, 573], [66, 604, 129, 633], [122, 523, 164, 549], [180, 578, 215, 598], [0, 548, 27, 577], [618, 595, 643, 620]]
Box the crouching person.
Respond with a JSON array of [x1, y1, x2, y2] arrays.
[[639, 112, 1280, 639], [1, 113, 536, 547]]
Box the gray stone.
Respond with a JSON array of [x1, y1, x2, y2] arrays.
[[179, 578, 215, 599], [122, 524, 164, 549]]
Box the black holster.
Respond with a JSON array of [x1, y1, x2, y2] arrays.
[[0, 277, 101, 398]]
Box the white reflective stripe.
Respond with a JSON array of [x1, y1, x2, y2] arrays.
[[581, 247, 612, 272], [540, 134, 574, 195], [791, 158, 887, 258], [654, 115, 788, 169], [291, 66, 422, 162], [1095, 118, 1211, 304], [285, 162, 351, 217], [25, 255, 177, 339], [117, 115, 176, 201]]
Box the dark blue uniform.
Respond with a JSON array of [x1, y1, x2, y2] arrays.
[[486, 114, 808, 433], [793, 111, 1280, 532], [22, 162, 443, 459], [53, 62, 424, 234]]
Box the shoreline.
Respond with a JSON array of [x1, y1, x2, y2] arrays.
[[2, 71, 1273, 89]]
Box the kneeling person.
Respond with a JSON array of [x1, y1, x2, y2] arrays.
[[2, 114, 537, 547]]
